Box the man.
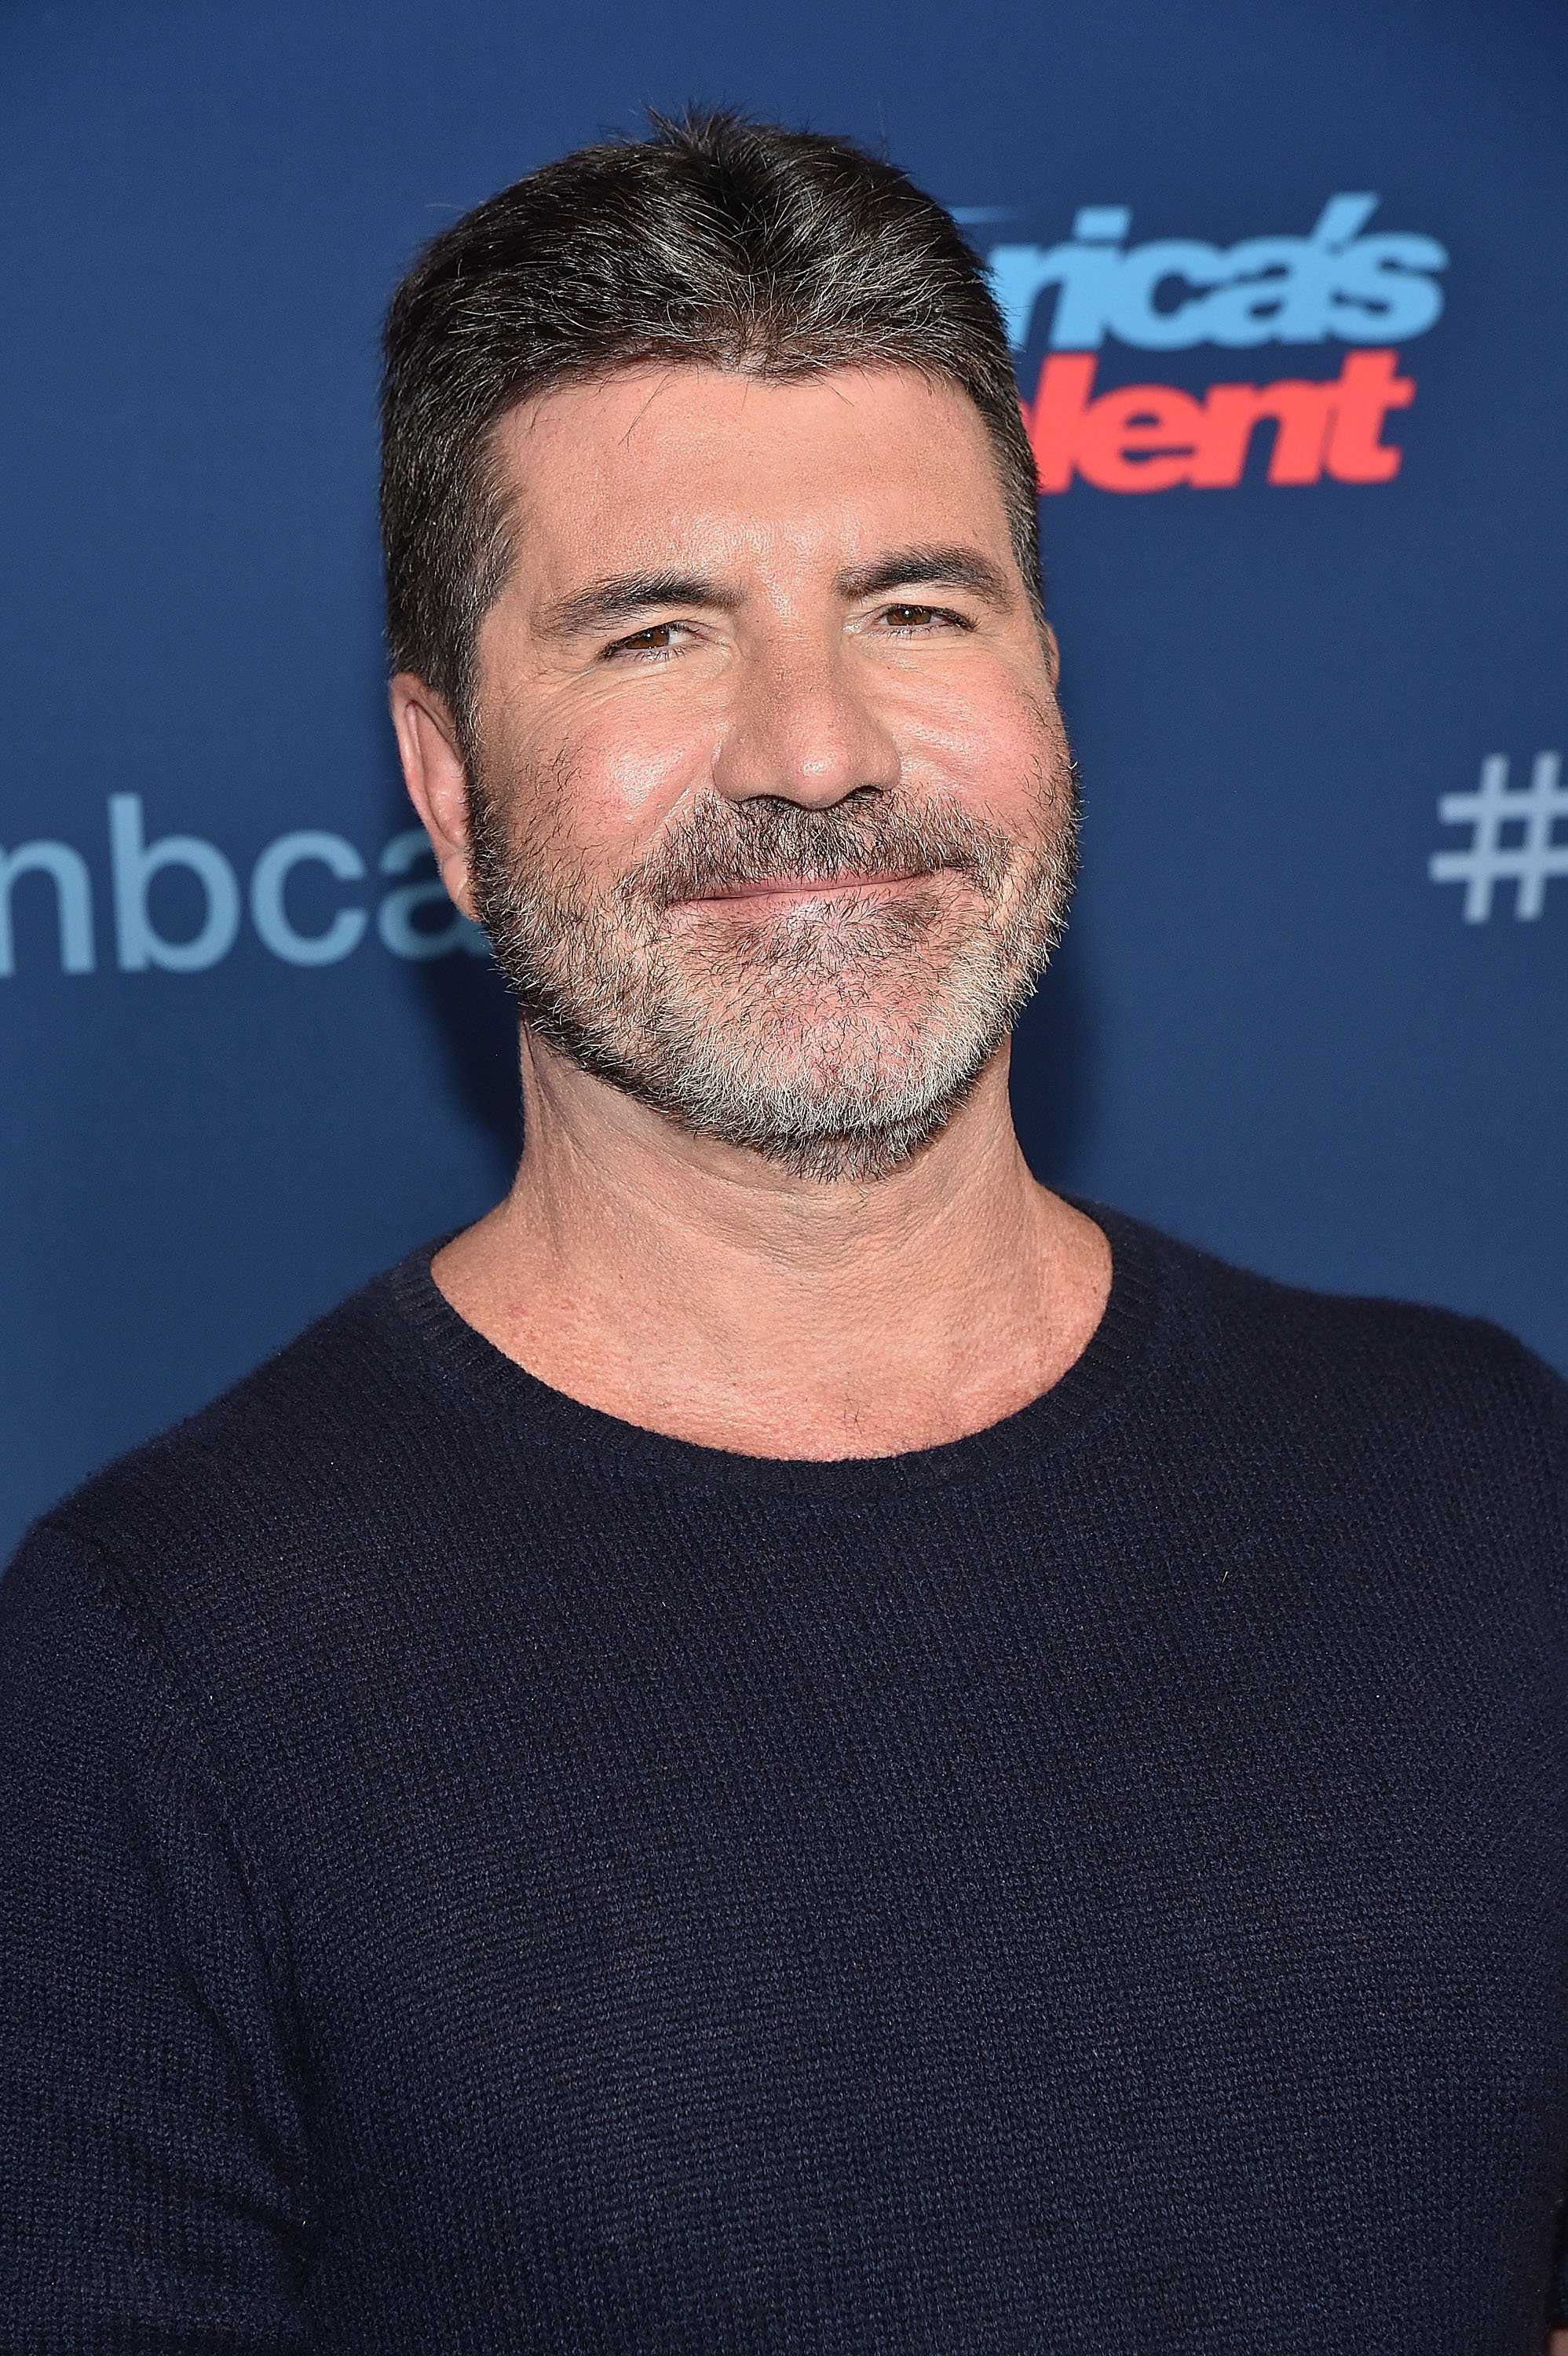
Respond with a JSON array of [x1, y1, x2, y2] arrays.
[[2, 109, 1566, 2352]]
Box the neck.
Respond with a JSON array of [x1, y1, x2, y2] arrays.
[[431, 1030, 1112, 1458]]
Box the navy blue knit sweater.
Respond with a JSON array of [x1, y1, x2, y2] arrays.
[[3, 1205, 1567, 2351]]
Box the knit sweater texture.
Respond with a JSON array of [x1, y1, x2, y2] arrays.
[[2, 1204, 1567, 2354]]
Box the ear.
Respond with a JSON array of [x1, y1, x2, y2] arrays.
[[389, 675, 479, 920]]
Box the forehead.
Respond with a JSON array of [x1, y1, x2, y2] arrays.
[[487, 364, 1012, 579]]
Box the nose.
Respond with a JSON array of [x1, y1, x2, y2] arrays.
[[710, 633, 901, 809]]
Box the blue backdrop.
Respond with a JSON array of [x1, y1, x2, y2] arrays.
[[4, 0, 1566, 1560]]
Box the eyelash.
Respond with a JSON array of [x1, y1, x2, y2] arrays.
[[876, 604, 970, 637], [601, 624, 689, 664], [601, 605, 971, 662]]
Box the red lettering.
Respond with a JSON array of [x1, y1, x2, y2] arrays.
[[1076, 383, 1206, 493], [1324, 348, 1415, 483], [1188, 379, 1336, 488], [1025, 355, 1095, 492], [1025, 346, 1416, 495], [1026, 357, 1201, 492]]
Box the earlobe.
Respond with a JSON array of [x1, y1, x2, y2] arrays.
[[388, 674, 480, 919]]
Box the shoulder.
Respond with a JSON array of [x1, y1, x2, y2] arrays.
[[1175, 1218, 1559, 1411], [1113, 1200, 1564, 1402], [2, 1246, 472, 1696], [1103, 1205, 1567, 1537], [42, 1255, 433, 1541]]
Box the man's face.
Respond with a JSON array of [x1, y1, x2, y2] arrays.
[[459, 363, 1076, 1181]]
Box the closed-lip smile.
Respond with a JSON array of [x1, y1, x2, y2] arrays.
[[678, 870, 929, 907]]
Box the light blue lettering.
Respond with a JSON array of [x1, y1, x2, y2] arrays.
[[989, 210, 1131, 353], [0, 840, 95, 976], [250, 831, 367, 965], [1102, 238, 1230, 349], [983, 193, 1446, 355], [109, 793, 239, 973], [1325, 232, 1448, 342], [989, 243, 1075, 350], [1197, 232, 1333, 346], [376, 828, 488, 960], [1196, 198, 1391, 347], [1071, 205, 1131, 242]]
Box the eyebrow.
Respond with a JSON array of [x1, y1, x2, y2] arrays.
[[537, 543, 1014, 642], [538, 571, 738, 640], [834, 546, 1014, 609]]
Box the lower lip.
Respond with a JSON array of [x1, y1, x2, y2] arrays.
[[676, 873, 930, 910]]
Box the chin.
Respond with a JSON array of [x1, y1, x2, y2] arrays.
[[680, 1079, 977, 1184], [652, 1015, 1000, 1183]]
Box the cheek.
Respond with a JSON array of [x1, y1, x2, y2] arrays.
[[500, 692, 716, 873], [890, 671, 1065, 828], [589, 715, 707, 830]]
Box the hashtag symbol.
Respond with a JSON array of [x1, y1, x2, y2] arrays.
[[1428, 752, 1568, 921]]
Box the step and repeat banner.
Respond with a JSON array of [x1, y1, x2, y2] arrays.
[[3, 0, 1565, 1556]]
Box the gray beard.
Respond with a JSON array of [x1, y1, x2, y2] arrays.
[[468, 766, 1079, 1183]]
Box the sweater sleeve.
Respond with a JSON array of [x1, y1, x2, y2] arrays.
[[1541, 1362, 1568, 2334], [0, 1520, 313, 2354]]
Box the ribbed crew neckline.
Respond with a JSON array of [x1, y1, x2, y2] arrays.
[[381, 1197, 1175, 1502]]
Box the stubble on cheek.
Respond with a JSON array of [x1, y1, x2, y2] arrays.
[[464, 697, 1080, 1176]]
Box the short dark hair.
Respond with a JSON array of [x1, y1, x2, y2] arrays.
[[378, 109, 1041, 734]]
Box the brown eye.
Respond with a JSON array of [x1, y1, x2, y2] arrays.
[[876, 602, 969, 634], [604, 621, 685, 659]]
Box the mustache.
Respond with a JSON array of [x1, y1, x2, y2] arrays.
[[616, 791, 1017, 913]]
